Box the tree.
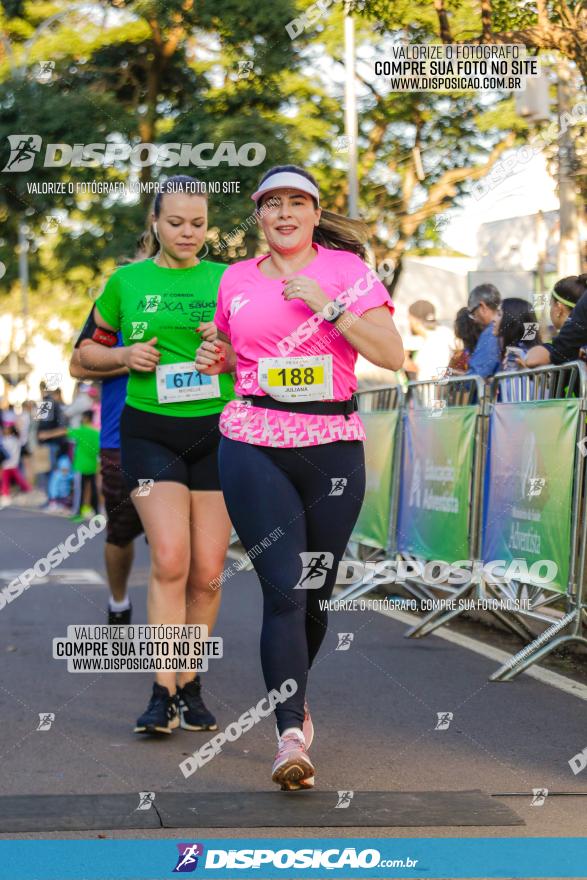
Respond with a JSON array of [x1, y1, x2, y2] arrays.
[[357, 0, 587, 90], [289, 2, 525, 289], [0, 0, 332, 336]]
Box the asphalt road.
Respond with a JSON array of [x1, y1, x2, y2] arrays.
[[0, 506, 586, 842]]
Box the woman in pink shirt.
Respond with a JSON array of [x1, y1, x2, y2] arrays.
[[196, 165, 404, 790]]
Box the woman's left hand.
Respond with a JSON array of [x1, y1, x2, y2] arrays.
[[197, 321, 218, 342], [282, 275, 330, 314]]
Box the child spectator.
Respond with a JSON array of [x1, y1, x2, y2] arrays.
[[39, 410, 100, 518], [67, 410, 100, 518], [47, 455, 74, 513], [0, 422, 31, 507]]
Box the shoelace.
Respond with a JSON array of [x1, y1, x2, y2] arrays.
[[166, 697, 178, 719], [276, 733, 305, 760], [180, 685, 207, 713]]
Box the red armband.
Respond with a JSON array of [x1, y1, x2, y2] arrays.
[[92, 327, 118, 347]]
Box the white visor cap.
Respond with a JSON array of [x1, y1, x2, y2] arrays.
[[251, 171, 320, 206]]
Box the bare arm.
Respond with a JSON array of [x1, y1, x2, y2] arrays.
[[37, 427, 67, 441], [70, 348, 128, 381], [524, 346, 552, 368], [330, 306, 404, 371], [281, 275, 404, 371], [78, 307, 160, 373], [79, 337, 128, 371]]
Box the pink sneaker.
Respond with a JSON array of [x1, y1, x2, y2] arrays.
[[303, 701, 314, 750], [274, 701, 314, 748], [271, 730, 314, 791]]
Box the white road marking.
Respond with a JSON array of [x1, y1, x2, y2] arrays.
[[0, 569, 105, 586], [355, 601, 587, 703]]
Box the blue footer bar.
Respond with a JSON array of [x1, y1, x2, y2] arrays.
[[1, 837, 587, 879]]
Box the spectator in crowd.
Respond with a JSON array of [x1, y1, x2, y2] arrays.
[[466, 283, 502, 377], [406, 300, 454, 380], [0, 420, 31, 507], [47, 454, 74, 513], [68, 409, 100, 518], [63, 381, 94, 428], [0, 402, 16, 425], [36, 382, 67, 488], [549, 275, 587, 332], [448, 307, 482, 373], [525, 274, 587, 368], [17, 401, 35, 488], [39, 409, 100, 518], [494, 297, 543, 371], [88, 384, 102, 430]]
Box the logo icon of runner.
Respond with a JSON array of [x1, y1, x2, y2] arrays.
[[136, 792, 155, 811], [530, 788, 548, 807], [329, 477, 347, 496], [2, 134, 42, 172], [36, 713, 55, 731], [435, 712, 453, 730], [130, 322, 148, 340], [336, 633, 354, 651], [294, 552, 334, 589], [143, 295, 161, 313], [173, 843, 204, 873], [335, 790, 354, 808]]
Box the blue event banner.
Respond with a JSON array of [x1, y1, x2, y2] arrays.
[[2, 837, 587, 878]]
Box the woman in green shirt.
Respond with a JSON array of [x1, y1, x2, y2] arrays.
[[79, 176, 235, 735]]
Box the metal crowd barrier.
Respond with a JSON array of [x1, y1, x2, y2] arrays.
[[337, 385, 403, 588], [338, 375, 485, 613], [338, 363, 587, 681], [486, 361, 587, 680], [390, 374, 490, 637]]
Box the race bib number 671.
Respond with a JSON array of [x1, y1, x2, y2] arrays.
[[156, 361, 220, 404]]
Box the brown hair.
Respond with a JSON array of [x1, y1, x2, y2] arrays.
[[256, 165, 368, 259], [141, 175, 208, 258]]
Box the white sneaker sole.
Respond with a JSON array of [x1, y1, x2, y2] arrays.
[[179, 714, 218, 732], [303, 711, 314, 750], [133, 715, 179, 735], [280, 775, 315, 791], [272, 754, 315, 790]]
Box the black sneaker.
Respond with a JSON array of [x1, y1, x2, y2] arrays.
[[108, 603, 132, 625], [134, 682, 179, 735], [178, 677, 218, 731]]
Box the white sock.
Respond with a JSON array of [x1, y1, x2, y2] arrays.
[[108, 596, 131, 612], [280, 727, 304, 742]]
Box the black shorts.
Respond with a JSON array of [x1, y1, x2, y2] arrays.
[[119, 405, 222, 492], [100, 449, 144, 547]]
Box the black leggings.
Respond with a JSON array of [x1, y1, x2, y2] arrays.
[[218, 437, 365, 733]]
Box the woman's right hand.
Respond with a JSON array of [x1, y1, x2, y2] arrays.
[[195, 340, 228, 375], [121, 338, 160, 372]]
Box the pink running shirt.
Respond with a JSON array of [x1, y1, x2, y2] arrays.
[[214, 244, 394, 448]]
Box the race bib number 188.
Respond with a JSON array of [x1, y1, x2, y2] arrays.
[[257, 355, 333, 402]]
